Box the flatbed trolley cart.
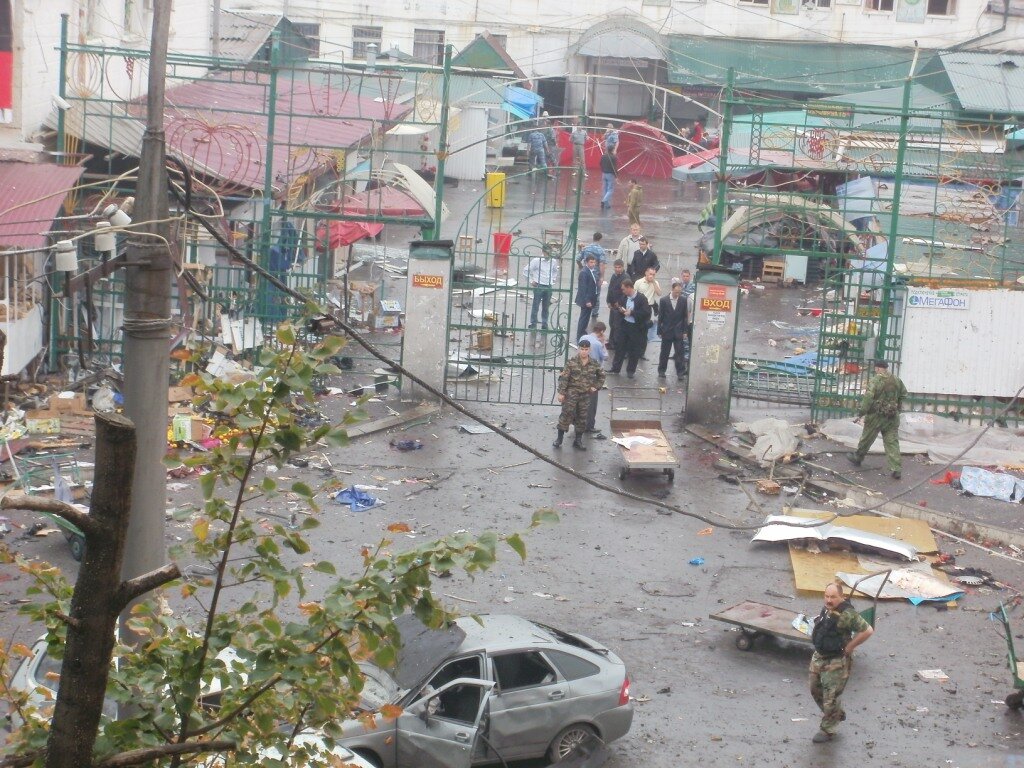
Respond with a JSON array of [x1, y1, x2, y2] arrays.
[[709, 570, 892, 652], [993, 602, 1024, 709], [609, 387, 680, 483]]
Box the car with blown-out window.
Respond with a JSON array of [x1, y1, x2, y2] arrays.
[[337, 613, 633, 767]]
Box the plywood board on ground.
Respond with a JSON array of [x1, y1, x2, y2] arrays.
[[612, 428, 678, 467], [785, 508, 943, 595]]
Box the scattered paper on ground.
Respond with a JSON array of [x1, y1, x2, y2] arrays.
[[612, 436, 656, 450]]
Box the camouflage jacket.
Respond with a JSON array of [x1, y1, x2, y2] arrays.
[[558, 356, 605, 397], [860, 371, 907, 418]]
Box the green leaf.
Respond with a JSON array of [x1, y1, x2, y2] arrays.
[[313, 561, 336, 575], [531, 509, 560, 527], [199, 472, 217, 500], [277, 324, 296, 345], [291, 481, 313, 498], [505, 533, 527, 562]]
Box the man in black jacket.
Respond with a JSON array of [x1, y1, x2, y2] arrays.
[[608, 279, 652, 379], [605, 259, 627, 351], [575, 254, 600, 341], [628, 237, 660, 281], [657, 279, 689, 379]]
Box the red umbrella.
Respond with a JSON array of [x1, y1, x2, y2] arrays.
[[616, 121, 674, 179], [673, 147, 720, 169]]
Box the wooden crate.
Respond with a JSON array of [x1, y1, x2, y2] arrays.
[[762, 259, 785, 280]]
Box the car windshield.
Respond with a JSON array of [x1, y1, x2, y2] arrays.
[[357, 663, 401, 709]]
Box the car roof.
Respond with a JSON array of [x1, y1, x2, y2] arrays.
[[453, 614, 558, 654]]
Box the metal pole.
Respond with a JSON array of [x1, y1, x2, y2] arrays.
[[431, 44, 452, 239], [259, 32, 281, 314], [120, 0, 173, 600], [211, 0, 221, 59], [51, 14, 71, 372], [711, 69, 734, 265], [878, 48, 918, 359]]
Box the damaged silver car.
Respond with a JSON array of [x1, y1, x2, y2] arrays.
[[339, 614, 633, 767]]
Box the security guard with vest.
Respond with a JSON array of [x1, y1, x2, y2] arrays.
[[849, 359, 907, 479], [808, 582, 874, 743]]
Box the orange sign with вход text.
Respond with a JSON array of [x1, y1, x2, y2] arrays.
[[700, 297, 733, 311], [412, 274, 444, 289]]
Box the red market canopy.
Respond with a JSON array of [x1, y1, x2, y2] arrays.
[[315, 220, 384, 249], [342, 186, 429, 218], [616, 121, 674, 179]]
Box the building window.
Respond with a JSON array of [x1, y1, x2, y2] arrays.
[[812, 0, 832, 7], [864, 0, 894, 10], [739, 0, 770, 6], [414, 28, 445, 65], [353, 25, 382, 60], [927, 0, 955, 13], [489, 33, 508, 49], [292, 23, 320, 58]]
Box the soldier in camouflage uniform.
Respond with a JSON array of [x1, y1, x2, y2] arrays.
[[554, 340, 605, 451], [849, 360, 908, 479], [809, 582, 874, 743]]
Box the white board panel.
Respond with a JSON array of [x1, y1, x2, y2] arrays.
[[446, 107, 488, 181], [901, 289, 1024, 397]]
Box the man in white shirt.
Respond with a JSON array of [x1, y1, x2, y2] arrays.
[[523, 244, 561, 330], [635, 266, 662, 352]]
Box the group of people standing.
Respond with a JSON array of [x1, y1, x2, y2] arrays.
[[554, 223, 696, 450]]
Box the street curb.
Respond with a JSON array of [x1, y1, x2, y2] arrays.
[[684, 424, 1024, 551]]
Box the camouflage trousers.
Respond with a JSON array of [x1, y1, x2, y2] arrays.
[[855, 414, 901, 472], [558, 393, 590, 433], [809, 652, 852, 734]]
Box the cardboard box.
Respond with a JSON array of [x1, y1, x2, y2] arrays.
[[49, 393, 88, 413], [25, 410, 61, 435], [168, 386, 194, 403]]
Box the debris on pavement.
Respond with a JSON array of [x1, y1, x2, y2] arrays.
[[389, 439, 424, 451], [458, 423, 494, 434], [333, 486, 384, 511], [916, 669, 950, 683], [751, 514, 919, 561], [688, 557, 705, 566], [957, 466, 1024, 503], [836, 569, 965, 605]]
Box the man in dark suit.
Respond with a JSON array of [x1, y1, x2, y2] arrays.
[[657, 279, 689, 380], [605, 259, 627, 351], [575, 253, 600, 341], [608, 279, 652, 379], [627, 237, 660, 281]]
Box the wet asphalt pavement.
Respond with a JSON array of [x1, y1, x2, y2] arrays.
[[1, 173, 1023, 767]]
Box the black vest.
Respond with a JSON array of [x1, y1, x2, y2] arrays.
[[811, 600, 853, 656]]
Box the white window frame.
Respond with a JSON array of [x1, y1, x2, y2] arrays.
[[926, 0, 957, 15], [413, 28, 445, 65], [863, 0, 894, 11], [352, 26, 382, 60]]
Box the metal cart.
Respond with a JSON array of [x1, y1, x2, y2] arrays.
[[709, 570, 891, 652], [609, 387, 679, 483], [993, 602, 1024, 709]]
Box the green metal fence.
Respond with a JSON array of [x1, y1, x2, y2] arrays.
[[713, 71, 1024, 423]]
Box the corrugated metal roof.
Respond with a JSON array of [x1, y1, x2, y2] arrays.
[[218, 11, 281, 62], [818, 85, 953, 132], [668, 36, 920, 95], [0, 162, 84, 249], [939, 51, 1024, 115]]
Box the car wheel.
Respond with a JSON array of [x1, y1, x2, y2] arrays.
[[548, 723, 597, 764], [69, 535, 86, 562], [353, 749, 383, 768]]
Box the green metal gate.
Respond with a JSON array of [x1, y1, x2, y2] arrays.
[[445, 168, 583, 404]]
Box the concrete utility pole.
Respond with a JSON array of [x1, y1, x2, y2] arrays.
[[120, 0, 173, 605]]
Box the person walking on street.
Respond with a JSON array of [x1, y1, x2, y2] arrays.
[[628, 237, 660, 281], [527, 128, 554, 179], [848, 360, 907, 479], [578, 322, 609, 440], [609, 279, 652, 379], [543, 113, 558, 169], [578, 231, 607, 280], [600, 151, 617, 210], [554, 339, 605, 450], [575, 254, 600, 341], [808, 582, 874, 743], [618, 223, 642, 268], [603, 122, 619, 157], [657, 280, 689, 379], [679, 268, 696, 363], [636, 267, 662, 349], [626, 179, 643, 226], [605, 259, 627, 352], [571, 121, 588, 177], [523, 243, 560, 329]]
